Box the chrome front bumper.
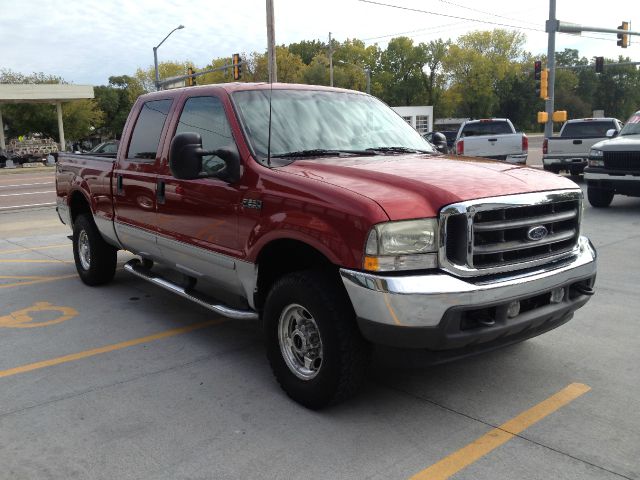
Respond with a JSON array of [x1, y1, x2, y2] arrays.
[[340, 236, 597, 350]]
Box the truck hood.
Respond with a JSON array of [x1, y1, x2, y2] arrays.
[[592, 135, 640, 151], [277, 154, 578, 219]]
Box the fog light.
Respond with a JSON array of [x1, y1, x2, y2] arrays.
[[507, 301, 520, 318], [550, 287, 565, 304]]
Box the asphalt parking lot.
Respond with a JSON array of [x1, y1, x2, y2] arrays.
[[0, 176, 639, 480]]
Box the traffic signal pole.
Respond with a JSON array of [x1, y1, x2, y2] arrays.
[[544, 0, 557, 138]]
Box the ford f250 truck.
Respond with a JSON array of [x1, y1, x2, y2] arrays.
[[56, 84, 597, 409], [543, 117, 622, 175], [585, 110, 640, 207], [454, 118, 528, 163]]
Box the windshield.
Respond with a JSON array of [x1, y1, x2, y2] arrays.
[[619, 113, 640, 136], [232, 89, 434, 163]]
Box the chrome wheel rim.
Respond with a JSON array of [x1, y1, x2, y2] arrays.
[[278, 304, 323, 380], [78, 230, 91, 270]]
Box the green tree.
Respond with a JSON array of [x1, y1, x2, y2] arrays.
[[94, 75, 144, 139], [289, 40, 326, 65], [377, 37, 430, 106]]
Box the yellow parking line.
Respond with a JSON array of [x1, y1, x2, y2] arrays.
[[0, 274, 77, 289], [409, 383, 591, 480], [0, 243, 69, 255], [0, 319, 225, 378]]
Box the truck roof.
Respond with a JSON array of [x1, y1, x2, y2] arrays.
[[563, 117, 619, 123], [139, 83, 365, 102]]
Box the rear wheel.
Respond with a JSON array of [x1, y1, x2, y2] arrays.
[[72, 214, 117, 285], [543, 165, 559, 174], [587, 186, 614, 208], [264, 270, 371, 409]]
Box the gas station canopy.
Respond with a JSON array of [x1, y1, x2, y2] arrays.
[[0, 84, 94, 151]]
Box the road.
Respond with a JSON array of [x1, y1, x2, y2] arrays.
[[0, 183, 638, 480], [0, 170, 56, 211]]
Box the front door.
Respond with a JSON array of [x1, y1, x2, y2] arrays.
[[155, 94, 244, 295]]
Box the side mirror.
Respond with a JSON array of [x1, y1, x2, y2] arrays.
[[213, 146, 241, 183], [169, 132, 204, 180], [605, 129, 618, 138], [169, 132, 241, 183]]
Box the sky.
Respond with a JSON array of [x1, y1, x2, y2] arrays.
[[0, 0, 637, 86]]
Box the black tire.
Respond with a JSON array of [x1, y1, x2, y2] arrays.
[[543, 165, 559, 174], [72, 214, 117, 286], [264, 270, 371, 409], [587, 186, 614, 208]]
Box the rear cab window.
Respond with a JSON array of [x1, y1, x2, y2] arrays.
[[461, 121, 513, 137], [560, 121, 616, 138], [127, 99, 173, 160]]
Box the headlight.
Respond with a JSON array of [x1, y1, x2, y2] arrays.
[[363, 219, 438, 272], [589, 150, 604, 167]]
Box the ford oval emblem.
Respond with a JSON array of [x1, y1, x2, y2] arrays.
[[527, 225, 548, 241]]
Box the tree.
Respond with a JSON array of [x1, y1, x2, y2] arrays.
[[377, 37, 430, 106], [289, 40, 326, 65], [94, 75, 144, 139], [443, 29, 528, 118]]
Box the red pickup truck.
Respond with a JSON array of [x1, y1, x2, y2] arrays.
[[56, 83, 597, 408]]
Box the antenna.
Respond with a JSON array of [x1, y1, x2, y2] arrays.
[[267, 82, 273, 167]]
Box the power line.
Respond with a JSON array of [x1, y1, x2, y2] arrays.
[[358, 0, 626, 45], [438, 0, 541, 28], [361, 21, 467, 42]]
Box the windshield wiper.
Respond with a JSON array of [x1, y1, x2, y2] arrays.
[[365, 146, 435, 154], [271, 149, 376, 158]]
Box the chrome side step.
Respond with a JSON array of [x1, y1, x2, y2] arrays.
[[124, 259, 258, 320]]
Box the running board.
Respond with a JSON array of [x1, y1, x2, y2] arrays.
[[124, 259, 258, 321]]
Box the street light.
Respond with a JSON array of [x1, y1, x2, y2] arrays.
[[153, 25, 185, 91]]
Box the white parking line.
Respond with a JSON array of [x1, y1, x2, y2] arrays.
[[0, 202, 56, 210], [0, 190, 55, 197], [0, 182, 54, 189]]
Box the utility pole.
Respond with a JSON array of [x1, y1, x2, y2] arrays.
[[544, 0, 556, 138], [329, 32, 334, 87], [266, 0, 277, 83]]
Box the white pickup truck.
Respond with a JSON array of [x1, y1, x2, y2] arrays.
[[543, 118, 623, 175], [454, 118, 528, 164], [584, 110, 640, 207]]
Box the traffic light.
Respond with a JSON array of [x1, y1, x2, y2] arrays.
[[232, 53, 242, 80], [617, 21, 629, 48], [535, 61, 548, 100], [187, 67, 197, 86], [595, 56, 604, 74], [540, 69, 548, 99]]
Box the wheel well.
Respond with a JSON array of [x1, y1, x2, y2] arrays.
[[255, 239, 336, 310], [69, 191, 91, 225]]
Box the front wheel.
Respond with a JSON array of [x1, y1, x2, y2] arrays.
[[264, 271, 371, 409], [72, 214, 117, 286], [587, 186, 614, 208]]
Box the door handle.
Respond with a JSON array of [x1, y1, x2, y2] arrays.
[[157, 180, 166, 205], [116, 175, 123, 195], [573, 140, 582, 144], [487, 138, 498, 142]]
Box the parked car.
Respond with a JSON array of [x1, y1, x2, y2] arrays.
[[543, 118, 623, 175], [89, 140, 120, 154], [56, 84, 596, 408], [453, 118, 528, 163], [584, 110, 640, 207]]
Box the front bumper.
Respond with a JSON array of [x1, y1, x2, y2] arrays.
[[340, 236, 597, 351], [585, 168, 640, 195]]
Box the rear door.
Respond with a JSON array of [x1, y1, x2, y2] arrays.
[[113, 98, 174, 258]]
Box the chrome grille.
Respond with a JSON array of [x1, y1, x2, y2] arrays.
[[439, 190, 582, 277], [604, 151, 640, 171]]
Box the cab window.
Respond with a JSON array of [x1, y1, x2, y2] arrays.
[[127, 99, 172, 160], [175, 96, 234, 175]]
